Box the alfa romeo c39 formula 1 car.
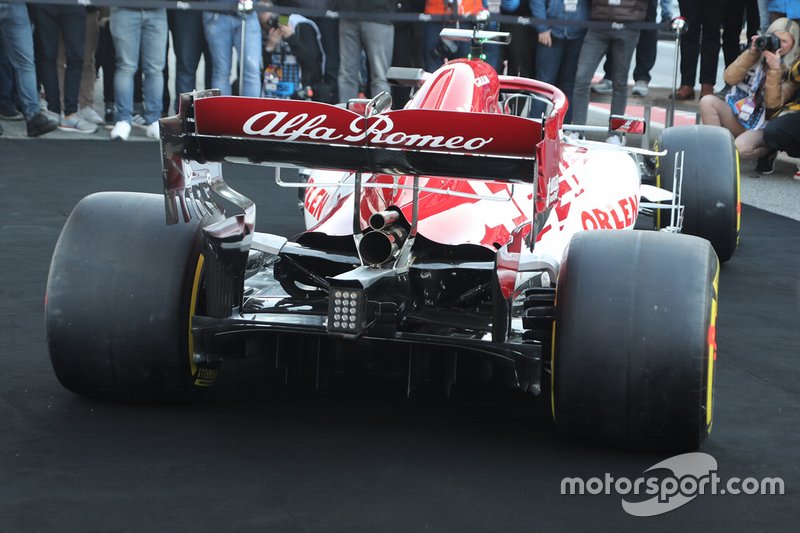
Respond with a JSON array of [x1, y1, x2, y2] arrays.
[[46, 29, 739, 451]]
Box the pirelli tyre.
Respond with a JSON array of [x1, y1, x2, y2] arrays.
[[654, 125, 740, 263], [551, 230, 719, 451], [46, 192, 217, 402]]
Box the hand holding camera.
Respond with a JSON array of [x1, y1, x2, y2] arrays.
[[261, 13, 293, 52], [754, 33, 781, 53], [750, 34, 784, 70]]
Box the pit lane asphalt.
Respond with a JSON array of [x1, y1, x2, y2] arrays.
[[1, 139, 798, 532]]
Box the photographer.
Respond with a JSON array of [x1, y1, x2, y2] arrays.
[[257, 1, 330, 102], [699, 17, 799, 167]]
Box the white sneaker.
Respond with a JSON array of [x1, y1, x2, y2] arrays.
[[110, 120, 131, 141], [632, 80, 649, 96], [78, 106, 105, 125], [145, 121, 160, 139]]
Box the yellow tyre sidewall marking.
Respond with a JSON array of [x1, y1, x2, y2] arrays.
[[707, 261, 720, 431], [188, 254, 210, 386]]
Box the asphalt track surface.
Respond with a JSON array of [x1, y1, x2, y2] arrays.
[[1, 140, 798, 532]]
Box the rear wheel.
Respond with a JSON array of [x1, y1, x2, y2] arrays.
[[552, 231, 719, 451], [654, 125, 740, 262], [46, 192, 216, 402]]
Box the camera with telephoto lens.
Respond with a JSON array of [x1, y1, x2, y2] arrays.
[[754, 33, 781, 53]]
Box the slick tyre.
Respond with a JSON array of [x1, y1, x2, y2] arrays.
[[46, 192, 212, 402], [654, 125, 740, 262], [552, 231, 719, 451]]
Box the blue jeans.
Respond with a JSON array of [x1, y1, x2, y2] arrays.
[[660, 0, 674, 19], [110, 8, 168, 125], [571, 28, 641, 126], [536, 36, 584, 123], [0, 2, 39, 119], [202, 12, 261, 97]]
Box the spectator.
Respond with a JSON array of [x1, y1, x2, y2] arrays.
[[73, 8, 105, 125], [631, 0, 657, 96], [531, 0, 590, 123], [673, 0, 722, 100], [95, 8, 115, 123], [592, 0, 657, 97], [53, 8, 104, 125], [571, 0, 648, 143], [722, 0, 760, 68], [109, 5, 168, 140], [392, 0, 426, 108], [336, 0, 395, 102], [0, 2, 58, 137], [699, 18, 799, 168], [501, 0, 537, 78], [203, 0, 261, 97], [760, 57, 800, 173], [258, 1, 329, 101], [30, 3, 97, 133], [169, 2, 212, 110]]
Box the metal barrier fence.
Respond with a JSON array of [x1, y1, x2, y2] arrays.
[[3, 0, 665, 32]]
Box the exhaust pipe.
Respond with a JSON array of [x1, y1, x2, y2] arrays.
[[359, 225, 407, 266], [369, 210, 400, 231]]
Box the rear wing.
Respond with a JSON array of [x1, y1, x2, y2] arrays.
[[164, 91, 541, 181], [160, 90, 550, 224]]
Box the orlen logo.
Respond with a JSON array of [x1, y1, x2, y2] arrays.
[[580, 195, 638, 230], [242, 111, 494, 151]]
